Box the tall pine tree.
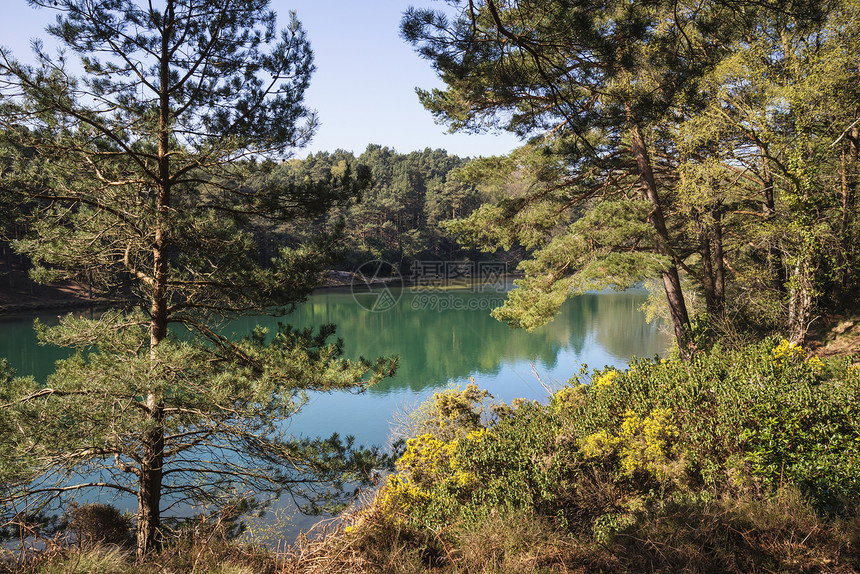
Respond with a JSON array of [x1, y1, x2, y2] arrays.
[[403, 0, 831, 355], [0, 0, 393, 555]]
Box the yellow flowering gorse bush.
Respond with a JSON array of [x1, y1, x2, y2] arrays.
[[379, 434, 451, 520], [396, 433, 456, 483], [581, 408, 680, 480], [593, 368, 618, 389], [772, 339, 808, 364], [379, 427, 491, 521], [771, 339, 824, 373]]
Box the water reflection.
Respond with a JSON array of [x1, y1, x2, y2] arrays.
[[1, 288, 668, 394], [225, 287, 669, 395]]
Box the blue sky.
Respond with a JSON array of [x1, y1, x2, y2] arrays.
[[1, 1, 521, 159]]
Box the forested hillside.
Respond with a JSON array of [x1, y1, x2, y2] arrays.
[[0, 145, 506, 309], [250, 145, 509, 272]]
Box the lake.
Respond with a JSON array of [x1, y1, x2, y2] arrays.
[[0, 283, 669, 538]]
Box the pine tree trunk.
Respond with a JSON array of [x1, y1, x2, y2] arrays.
[[137, 224, 169, 556], [136, 6, 172, 555], [629, 123, 692, 356], [137, 401, 164, 556], [138, 254, 167, 556]]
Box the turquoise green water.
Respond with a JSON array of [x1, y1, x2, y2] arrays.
[[0, 286, 668, 448]]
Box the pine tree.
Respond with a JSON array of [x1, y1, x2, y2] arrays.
[[402, 0, 831, 355], [0, 0, 394, 555]]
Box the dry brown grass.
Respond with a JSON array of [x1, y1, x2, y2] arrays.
[[276, 504, 438, 574], [592, 487, 860, 573], [274, 483, 860, 574], [5, 484, 858, 574]]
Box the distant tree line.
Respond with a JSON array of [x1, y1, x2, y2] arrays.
[[249, 145, 517, 275]]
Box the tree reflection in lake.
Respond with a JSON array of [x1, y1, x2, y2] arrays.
[[225, 286, 669, 395], [1, 286, 668, 447]]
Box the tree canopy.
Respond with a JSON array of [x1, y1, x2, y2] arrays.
[[0, 0, 394, 555], [403, 0, 858, 349], [256, 145, 495, 270]]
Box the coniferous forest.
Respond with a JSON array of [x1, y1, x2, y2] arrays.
[[249, 146, 499, 271], [0, 0, 859, 572]]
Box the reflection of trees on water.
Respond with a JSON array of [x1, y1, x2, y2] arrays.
[[588, 292, 670, 361], [5, 290, 668, 393], [230, 288, 668, 395]]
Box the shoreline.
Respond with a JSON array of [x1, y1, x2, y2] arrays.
[[11, 279, 851, 363], [0, 297, 123, 318], [0, 273, 521, 316]]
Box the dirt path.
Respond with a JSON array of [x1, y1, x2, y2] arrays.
[[806, 313, 860, 361]]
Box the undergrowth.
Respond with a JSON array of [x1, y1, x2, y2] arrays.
[[5, 339, 860, 573], [301, 339, 860, 572]]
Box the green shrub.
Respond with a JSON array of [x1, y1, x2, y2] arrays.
[[66, 503, 133, 548], [373, 340, 860, 548], [566, 340, 860, 510]]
